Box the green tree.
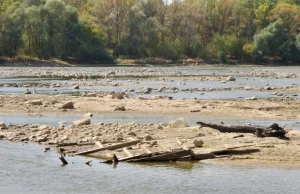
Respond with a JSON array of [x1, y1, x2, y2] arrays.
[[253, 20, 290, 61], [0, 2, 25, 57]]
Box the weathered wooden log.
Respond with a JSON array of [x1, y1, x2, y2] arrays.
[[176, 138, 189, 150], [74, 140, 141, 155], [57, 142, 94, 147], [197, 121, 288, 139], [59, 156, 68, 165], [140, 145, 152, 154], [95, 141, 104, 148], [191, 152, 215, 160], [119, 153, 153, 162], [123, 148, 134, 157], [57, 142, 78, 147], [127, 150, 192, 162]]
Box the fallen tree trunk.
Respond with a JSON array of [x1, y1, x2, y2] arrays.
[[197, 122, 288, 139], [74, 140, 141, 155]]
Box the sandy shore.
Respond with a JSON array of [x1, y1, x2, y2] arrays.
[[0, 93, 299, 167]]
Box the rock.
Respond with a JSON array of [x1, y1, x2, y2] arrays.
[[245, 97, 257, 100], [0, 122, 7, 129], [128, 131, 136, 136], [29, 100, 43, 105], [86, 93, 97, 97], [61, 101, 74, 109], [59, 121, 67, 125], [169, 118, 189, 128], [38, 125, 49, 130], [73, 85, 79, 89], [156, 125, 163, 130], [150, 95, 163, 100], [264, 86, 274, 90], [193, 139, 204, 147], [138, 97, 148, 100], [50, 100, 59, 104], [226, 76, 236, 81], [139, 87, 152, 94], [31, 128, 39, 132], [48, 140, 58, 145], [112, 92, 125, 99], [42, 130, 51, 135], [144, 135, 153, 141], [73, 118, 91, 126], [24, 89, 31, 94], [84, 113, 93, 118], [37, 136, 48, 143], [157, 87, 166, 92], [114, 106, 126, 111]]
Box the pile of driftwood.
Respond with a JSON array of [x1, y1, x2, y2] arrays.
[[56, 122, 289, 165], [74, 139, 194, 163]]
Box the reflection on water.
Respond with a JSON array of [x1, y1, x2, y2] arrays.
[[1, 141, 300, 194]]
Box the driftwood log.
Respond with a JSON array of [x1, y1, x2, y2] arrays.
[[59, 156, 68, 165], [197, 122, 289, 139], [74, 139, 141, 155]]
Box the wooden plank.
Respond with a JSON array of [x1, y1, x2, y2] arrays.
[[119, 153, 153, 162], [123, 148, 134, 157], [157, 142, 171, 152], [74, 140, 141, 155], [191, 152, 215, 160], [128, 150, 192, 162], [209, 144, 256, 154], [95, 141, 104, 148], [176, 138, 189, 150], [140, 144, 152, 154]]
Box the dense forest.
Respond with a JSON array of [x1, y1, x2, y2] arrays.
[[0, 0, 300, 64]]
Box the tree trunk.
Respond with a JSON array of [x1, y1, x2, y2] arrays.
[[197, 122, 288, 139]]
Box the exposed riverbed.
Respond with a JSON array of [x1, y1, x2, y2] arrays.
[[1, 65, 300, 193]]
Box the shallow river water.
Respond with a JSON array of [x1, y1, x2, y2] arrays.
[[1, 141, 300, 194]]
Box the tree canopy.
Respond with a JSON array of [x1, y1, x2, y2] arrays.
[[0, 0, 300, 64]]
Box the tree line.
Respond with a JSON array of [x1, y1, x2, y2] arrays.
[[1, 0, 300, 64]]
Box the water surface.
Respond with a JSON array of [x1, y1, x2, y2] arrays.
[[0, 141, 300, 194]]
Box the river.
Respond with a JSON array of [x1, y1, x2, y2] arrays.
[[1, 141, 300, 194]]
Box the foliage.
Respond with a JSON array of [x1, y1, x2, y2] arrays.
[[253, 20, 297, 62], [0, 0, 300, 64], [0, 0, 112, 62]]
